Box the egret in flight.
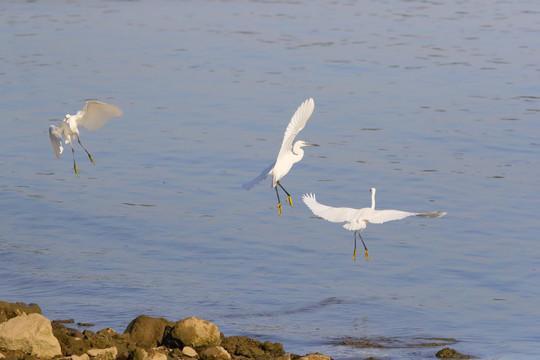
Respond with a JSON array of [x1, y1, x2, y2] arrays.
[[243, 98, 318, 215], [49, 100, 123, 176], [302, 188, 446, 261]]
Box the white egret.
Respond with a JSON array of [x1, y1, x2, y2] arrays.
[[302, 188, 446, 261], [49, 100, 123, 176], [243, 98, 318, 215]]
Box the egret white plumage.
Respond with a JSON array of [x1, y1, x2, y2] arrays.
[[243, 98, 318, 215], [49, 100, 123, 176], [302, 188, 446, 261]]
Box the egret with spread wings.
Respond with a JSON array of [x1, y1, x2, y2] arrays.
[[49, 100, 123, 176], [243, 98, 318, 215], [302, 188, 446, 261]]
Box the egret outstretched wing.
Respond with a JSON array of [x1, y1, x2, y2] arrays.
[[77, 100, 123, 132], [368, 209, 416, 224], [242, 162, 275, 190], [302, 193, 358, 223], [416, 211, 447, 218], [49, 125, 64, 159], [276, 98, 314, 161]]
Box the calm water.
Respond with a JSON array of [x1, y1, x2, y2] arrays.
[[1, 1, 539, 359]]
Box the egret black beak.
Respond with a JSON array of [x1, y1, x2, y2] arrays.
[[304, 143, 319, 147]]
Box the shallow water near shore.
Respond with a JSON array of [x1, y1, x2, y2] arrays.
[[1, 1, 539, 359]]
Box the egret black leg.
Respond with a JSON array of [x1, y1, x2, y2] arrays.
[[358, 232, 369, 261], [70, 142, 79, 176], [277, 181, 293, 208], [77, 136, 95, 164], [274, 186, 283, 216], [353, 231, 357, 262]]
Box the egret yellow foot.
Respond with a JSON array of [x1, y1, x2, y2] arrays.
[[88, 154, 95, 165], [286, 196, 293, 208], [364, 250, 369, 262], [277, 203, 283, 216], [353, 248, 357, 262], [73, 164, 79, 176]]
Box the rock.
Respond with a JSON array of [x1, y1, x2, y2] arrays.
[[436, 347, 473, 359], [0, 313, 62, 358], [200, 346, 231, 360], [163, 317, 221, 348], [0, 301, 41, 323], [221, 336, 285, 359], [183, 346, 199, 357], [97, 328, 117, 336], [145, 351, 168, 360], [71, 354, 91, 360], [124, 315, 172, 348], [132, 347, 148, 360], [87, 346, 118, 360], [299, 353, 332, 360], [275, 355, 291, 360]]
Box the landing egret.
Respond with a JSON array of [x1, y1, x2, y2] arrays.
[[49, 100, 123, 176], [243, 98, 318, 215], [302, 188, 446, 261]]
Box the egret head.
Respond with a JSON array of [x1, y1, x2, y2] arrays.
[[292, 140, 319, 156]]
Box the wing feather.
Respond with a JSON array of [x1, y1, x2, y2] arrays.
[[49, 125, 64, 159], [416, 211, 447, 218], [368, 210, 416, 224], [302, 193, 359, 223], [276, 98, 314, 160], [242, 162, 275, 190], [76, 100, 123, 131]]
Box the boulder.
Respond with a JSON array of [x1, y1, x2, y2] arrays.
[[0, 313, 62, 358], [182, 346, 198, 358], [124, 315, 172, 348], [163, 317, 221, 348], [71, 355, 91, 360], [221, 336, 285, 359], [299, 354, 332, 360], [436, 347, 473, 359], [145, 351, 168, 360], [0, 300, 41, 323], [87, 346, 118, 360], [200, 346, 231, 360], [132, 347, 148, 360]]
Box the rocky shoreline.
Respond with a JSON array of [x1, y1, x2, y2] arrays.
[[0, 301, 473, 360]]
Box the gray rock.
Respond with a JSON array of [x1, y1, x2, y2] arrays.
[[0, 313, 62, 358]]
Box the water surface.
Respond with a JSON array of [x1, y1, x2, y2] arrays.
[[1, 1, 539, 359]]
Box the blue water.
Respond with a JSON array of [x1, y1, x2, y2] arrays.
[[1, 1, 539, 359]]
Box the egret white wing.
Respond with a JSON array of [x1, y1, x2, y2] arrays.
[[368, 210, 417, 224], [49, 125, 64, 159], [242, 162, 275, 190], [276, 98, 314, 160], [302, 193, 359, 223], [77, 100, 123, 131], [416, 211, 447, 218]]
